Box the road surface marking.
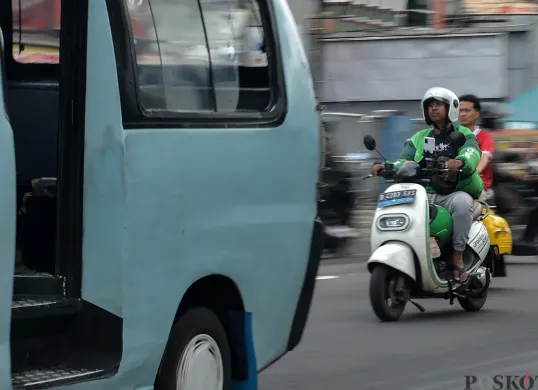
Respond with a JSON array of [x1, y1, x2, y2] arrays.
[[316, 275, 339, 280]]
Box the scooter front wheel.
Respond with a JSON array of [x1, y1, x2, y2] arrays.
[[369, 265, 407, 322]]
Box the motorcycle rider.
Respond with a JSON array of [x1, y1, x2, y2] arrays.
[[458, 94, 495, 202], [371, 87, 484, 282]]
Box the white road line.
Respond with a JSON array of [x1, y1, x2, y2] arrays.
[[316, 275, 340, 280]]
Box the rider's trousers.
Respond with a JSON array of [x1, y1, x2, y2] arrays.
[[431, 191, 474, 252]]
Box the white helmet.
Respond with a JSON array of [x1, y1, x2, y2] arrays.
[[421, 87, 460, 125]]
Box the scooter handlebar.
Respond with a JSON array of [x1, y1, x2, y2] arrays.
[[365, 168, 462, 180], [424, 168, 463, 173], [363, 170, 393, 179]]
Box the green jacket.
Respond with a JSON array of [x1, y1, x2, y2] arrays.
[[392, 125, 484, 199]]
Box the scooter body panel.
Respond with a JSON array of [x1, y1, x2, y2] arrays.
[[468, 220, 491, 260], [370, 183, 443, 291], [367, 242, 416, 281], [482, 209, 512, 255]]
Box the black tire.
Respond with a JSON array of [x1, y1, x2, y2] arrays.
[[493, 254, 507, 277], [458, 288, 488, 312], [369, 266, 407, 322], [156, 307, 232, 390]]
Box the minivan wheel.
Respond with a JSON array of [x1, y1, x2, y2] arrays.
[[156, 307, 232, 390]]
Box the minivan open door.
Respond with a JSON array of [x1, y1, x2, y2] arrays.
[[0, 30, 18, 390]]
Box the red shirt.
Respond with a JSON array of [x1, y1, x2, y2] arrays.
[[474, 128, 494, 190]]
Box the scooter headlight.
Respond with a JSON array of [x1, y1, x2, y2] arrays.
[[376, 214, 410, 231]]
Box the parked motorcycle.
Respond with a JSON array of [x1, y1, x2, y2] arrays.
[[318, 115, 360, 254], [363, 132, 496, 321], [318, 153, 359, 253], [493, 150, 538, 256], [493, 152, 537, 217]]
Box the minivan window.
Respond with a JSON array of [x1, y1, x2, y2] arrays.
[[126, 0, 271, 114], [11, 0, 61, 64]]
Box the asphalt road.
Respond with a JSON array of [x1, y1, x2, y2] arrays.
[[259, 256, 538, 390]]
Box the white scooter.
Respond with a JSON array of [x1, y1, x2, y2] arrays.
[[363, 133, 493, 322]]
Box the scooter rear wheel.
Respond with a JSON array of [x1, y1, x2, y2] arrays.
[[370, 266, 407, 322], [457, 288, 488, 312]]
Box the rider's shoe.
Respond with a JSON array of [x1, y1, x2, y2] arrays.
[[452, 265, 469, 283]]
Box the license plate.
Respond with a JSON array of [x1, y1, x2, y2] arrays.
[[378, 190, 417, 208]]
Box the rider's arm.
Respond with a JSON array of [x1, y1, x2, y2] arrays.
[[476, 131, 494, 174], [455, 129, 482, 176], [392, 140, 416, 169]]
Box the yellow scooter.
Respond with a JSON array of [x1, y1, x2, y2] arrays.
[[481, 206, 512, 277]]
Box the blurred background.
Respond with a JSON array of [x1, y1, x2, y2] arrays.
[[288, 0, 538, 257]]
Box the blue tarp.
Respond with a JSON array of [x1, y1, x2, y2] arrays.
[[506, 86, 538, 126]]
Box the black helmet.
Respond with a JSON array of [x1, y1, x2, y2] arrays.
[[480, 103, 510, 130]]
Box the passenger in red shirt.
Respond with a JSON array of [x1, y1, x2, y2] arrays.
[[458, 94, 495, 199]]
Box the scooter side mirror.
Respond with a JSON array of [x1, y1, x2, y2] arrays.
[[449, 131, 466, 149], [363, 135, 376, 151]]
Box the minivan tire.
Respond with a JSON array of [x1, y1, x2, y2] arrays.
[[156, 307, 232, 390]]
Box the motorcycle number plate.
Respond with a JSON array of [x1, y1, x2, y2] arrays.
[[378, 190, 417, 208]]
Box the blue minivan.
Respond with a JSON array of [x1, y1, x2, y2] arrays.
[[1, 0, 322, 388]]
